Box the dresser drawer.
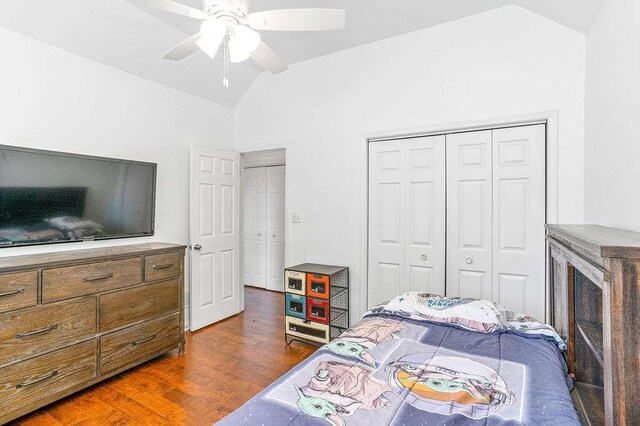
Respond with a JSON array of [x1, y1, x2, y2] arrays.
[[0, 340, 97, 417], [144, 252, 181, 282], [0, 297, 97, 366], [307, 297, 330, 324], [100, 313, 180, 375], [42, 257, 142, 303], [0, 271, 38, 314], [286, 316, 329, 344], [99, 279, 179, 332], [285, 270, 306, 295], [307, 273, 330, 299]]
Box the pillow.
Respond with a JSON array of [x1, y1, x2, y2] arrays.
[[367, 292, 566, 351], [382, 292, 504, 333]]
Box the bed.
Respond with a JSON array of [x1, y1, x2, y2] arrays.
[[219, 292, 580, 425]]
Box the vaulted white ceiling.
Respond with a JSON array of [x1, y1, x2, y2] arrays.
[[0, 0, 604, 108]]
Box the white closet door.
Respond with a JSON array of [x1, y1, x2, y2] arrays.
[[446, 130, 493, 300], [404, 136, 446, 295], [368, 136, 445, 308], [242, 167, 266, 288], [493, 125, 546, 320], [266, 166, 286, 292], [369, 141, 404, 307]]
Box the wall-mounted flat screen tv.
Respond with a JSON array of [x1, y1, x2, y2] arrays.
[[0, 145, 156, 247]]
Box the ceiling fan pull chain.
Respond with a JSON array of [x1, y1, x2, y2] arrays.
[[223, 34, 230, 88]]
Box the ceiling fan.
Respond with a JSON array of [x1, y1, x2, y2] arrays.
[[138, 0, 346, 85]]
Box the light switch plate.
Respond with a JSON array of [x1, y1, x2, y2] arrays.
[[292, 212, 302, 223]]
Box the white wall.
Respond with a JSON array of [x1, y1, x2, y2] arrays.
[[0, 27, 234, 327], [233, 6, 586, 321], [584, 0, 640, 231]]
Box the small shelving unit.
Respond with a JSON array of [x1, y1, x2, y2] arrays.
[[547, 224, 640, 425], [284, 263, 349, 346]]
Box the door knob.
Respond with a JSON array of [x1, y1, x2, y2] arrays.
[[420, 254, 428, 261], [465, 257, 473, 264], [272, 234, 276, 238], [193, 244, 202, 251]]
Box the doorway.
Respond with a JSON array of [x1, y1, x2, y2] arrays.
[[241, 149, 286, 292]]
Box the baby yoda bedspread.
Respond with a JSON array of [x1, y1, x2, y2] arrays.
[[218, 293, 580, 425]]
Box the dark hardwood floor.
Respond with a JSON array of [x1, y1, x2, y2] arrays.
[[10, 287, 317, 425]]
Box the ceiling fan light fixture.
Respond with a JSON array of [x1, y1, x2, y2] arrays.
[[200, 19, 226, 37], [228, 36, 251, 63], [196, 19, 226, 58], [233, 25, 261, 54]]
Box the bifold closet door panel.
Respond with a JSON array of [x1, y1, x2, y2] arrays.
[[404, 137, 446, 296], [368, 136, 446, 308], [369, 140, 403, 307], [446, 130, 493, 300], [242, 167, 266, 288], [492, 125, 546, 320], [266, 166, 286, 292]]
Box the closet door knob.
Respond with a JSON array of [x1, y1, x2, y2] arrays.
[[272, 234, 276, 238], [193, 244, 202, 251], [466, 257, 473, 264], [420, 254, 428, 261]]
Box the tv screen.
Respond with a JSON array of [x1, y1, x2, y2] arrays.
[[0, 145, 156, 247]]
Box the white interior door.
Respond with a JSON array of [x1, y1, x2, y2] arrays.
[[446, 130, 493, 300], [368, 136, 446, 308], [242, 167, 266, 288], [492, 125, 546, 320], [190, 146, 241, 330], [266, 166, 286, 292]]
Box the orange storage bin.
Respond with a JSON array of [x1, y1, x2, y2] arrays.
[[306, 273, 330, 299]]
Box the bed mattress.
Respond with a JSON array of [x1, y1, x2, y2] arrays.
[[219, 292, 580, 425]]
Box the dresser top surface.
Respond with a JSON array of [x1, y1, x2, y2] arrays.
[[546, 224, 640, 259], [0, 242, 186, 271]]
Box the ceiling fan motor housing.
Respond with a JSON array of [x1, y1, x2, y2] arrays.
[[202, 0, 248, 17]]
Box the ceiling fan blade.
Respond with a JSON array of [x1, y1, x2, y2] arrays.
[[250, 41, 288, 74], [143, 0, 210, 19], [246, 9, 345, 32], [163, 32, 202, 61]]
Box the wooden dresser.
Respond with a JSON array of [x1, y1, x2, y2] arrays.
[[0, 243, 186, 424], [546, 225, 640, 425]]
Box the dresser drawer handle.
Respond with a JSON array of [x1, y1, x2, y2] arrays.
[[131, 334, 156, 346], [152, 263, 174, 270], [83, 273, 113, 282], [0, 288, 25, 298], [16, 324, 59, 338], [16, 370, 58, 389]]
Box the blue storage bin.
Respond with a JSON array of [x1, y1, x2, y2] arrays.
[[285, 293, 307, 319]]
